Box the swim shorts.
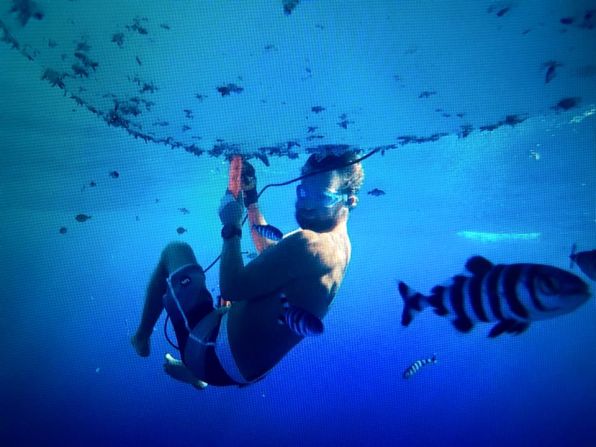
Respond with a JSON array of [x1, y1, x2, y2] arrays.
[[162, 263, 214, 354]]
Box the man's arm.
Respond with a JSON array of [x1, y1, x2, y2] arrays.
[[240, 160, 277, 254], [219, 160, 323, 302]]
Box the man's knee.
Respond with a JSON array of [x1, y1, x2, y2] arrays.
[[161, 241, 198, 272], [163, 241, 191, 255]]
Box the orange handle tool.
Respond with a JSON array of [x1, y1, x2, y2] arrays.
[[228, 156, 243, 199]]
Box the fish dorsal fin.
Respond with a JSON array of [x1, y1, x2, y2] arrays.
[[465, 256, 494, 276], [569, 243, 577, 269]]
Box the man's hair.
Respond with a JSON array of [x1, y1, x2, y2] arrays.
[[301, 151, 365, 195]]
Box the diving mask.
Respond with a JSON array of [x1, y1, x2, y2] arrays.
[[296, 184, 348, 209]]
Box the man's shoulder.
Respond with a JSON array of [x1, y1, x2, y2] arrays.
[[281, 230, 342, 275], [282, 229, 323, 254], [247, 229, 327, 279]]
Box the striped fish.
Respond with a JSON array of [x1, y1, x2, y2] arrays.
[[277, 294, 324, 337], [398, 256, 591, 338], [403, 354, 437, 379], [252, 224, 283, 242]]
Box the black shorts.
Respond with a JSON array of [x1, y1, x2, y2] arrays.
[[162, 263, 214, 353], [162, 263, 237, 386]]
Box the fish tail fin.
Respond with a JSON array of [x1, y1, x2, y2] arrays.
[[569, 243, 577, 269], [398, 281, 426, 326]]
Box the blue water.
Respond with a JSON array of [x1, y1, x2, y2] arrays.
[[1, 1, 595, 446]]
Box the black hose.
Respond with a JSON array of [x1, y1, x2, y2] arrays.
[[203, 146, 381, 273]]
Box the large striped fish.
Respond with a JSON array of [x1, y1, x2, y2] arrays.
[[403, 354, 437, 379], [398, 256, 591, 338]]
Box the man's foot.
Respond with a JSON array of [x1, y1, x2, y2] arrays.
[[131, 333, 150, 357], [164, 353, 208, 390]]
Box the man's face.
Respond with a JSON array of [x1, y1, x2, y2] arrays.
[[294, 172, 344, 232]]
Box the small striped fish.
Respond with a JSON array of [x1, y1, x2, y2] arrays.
[[403, 354, 437, 379], [252, 224, 283, 242], [399, 256, 591, 338], [277, 294, 324, 337]]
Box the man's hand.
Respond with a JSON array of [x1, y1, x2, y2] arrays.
[[218, 190, 244, 226], [241, 160, 258, 207], [241, 160, 256, 191]]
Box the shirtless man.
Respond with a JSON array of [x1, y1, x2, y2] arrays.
[[131, 152, 364, 388]]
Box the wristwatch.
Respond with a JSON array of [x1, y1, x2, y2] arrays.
[[221, 224, 242, 240]]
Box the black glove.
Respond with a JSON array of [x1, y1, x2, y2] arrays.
[[241, 161, 258, 207]]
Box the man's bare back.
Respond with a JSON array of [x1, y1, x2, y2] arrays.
[[227, 227, 351, 380]]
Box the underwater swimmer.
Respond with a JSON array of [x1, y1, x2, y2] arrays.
[[131, 153, 364, 388]]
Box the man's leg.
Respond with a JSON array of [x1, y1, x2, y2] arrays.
[[132, 242, 199, 357], [163, 353, 208, 389]]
